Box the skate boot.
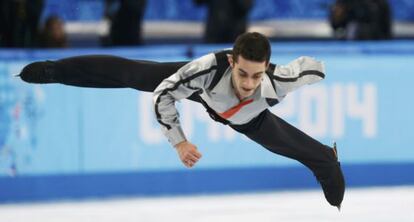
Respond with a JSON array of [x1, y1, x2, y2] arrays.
[[18, 61, 58, 84], [317, 142, 345, 210]]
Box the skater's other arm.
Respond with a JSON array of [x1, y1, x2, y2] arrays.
[[153, 54, 215, 167], [270, 56, 325, 98]]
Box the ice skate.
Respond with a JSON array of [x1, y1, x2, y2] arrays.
[[317, 142, 345, 210], [19, 61, 57, 84]]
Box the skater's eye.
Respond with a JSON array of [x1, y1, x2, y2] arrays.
[[239, 72, 248, 78], [252, 74, 263, 80], [238, 68, 264, 79]]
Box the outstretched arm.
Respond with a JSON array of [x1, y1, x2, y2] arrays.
[[153, 53, 216, 167], [270, 56, 325, 98]]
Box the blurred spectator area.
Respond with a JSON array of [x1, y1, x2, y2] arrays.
[[43, 0, 414, 45]]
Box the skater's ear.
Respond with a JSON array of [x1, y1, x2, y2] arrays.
[[227, 54, 235, 68]]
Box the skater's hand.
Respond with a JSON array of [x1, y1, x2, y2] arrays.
[[175, 141, 202, 168]]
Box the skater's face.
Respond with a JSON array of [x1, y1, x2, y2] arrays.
[[229, 55, 268, 100]]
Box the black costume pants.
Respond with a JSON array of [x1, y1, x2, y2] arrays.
[[21, 55, 344, 206]]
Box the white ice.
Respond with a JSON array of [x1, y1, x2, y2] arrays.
[[1, 186, 413, 222]]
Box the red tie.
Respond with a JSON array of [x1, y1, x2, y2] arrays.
[[218, 99, 254, 119]]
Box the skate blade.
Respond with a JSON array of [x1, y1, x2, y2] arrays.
[[333, 141, 338, 160]]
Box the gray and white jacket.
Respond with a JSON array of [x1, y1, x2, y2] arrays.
[[153, 50, 325, 147]]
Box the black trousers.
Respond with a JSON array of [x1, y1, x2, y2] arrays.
[[21, 55, 344, 206]]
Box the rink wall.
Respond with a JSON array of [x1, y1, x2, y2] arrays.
[[1, 41, 414, 203]]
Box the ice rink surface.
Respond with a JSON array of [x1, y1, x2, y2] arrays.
[[1, 186, 413, 222]]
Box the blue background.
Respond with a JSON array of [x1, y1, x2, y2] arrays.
[[1, 41, 414, 203], [40, 0, 414, 22]]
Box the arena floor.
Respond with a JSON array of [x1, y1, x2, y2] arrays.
[[1, 186, 413, 222]]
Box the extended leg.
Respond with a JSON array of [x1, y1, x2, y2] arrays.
[[231, 109, 345, 208], [19, 55, 188, 92]]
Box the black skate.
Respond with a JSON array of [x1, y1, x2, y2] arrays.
[[18, 61, 58, 84], [317, 142, 345, 210]]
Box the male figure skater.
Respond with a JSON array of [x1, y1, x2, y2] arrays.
[[19, 32, 345, 209]]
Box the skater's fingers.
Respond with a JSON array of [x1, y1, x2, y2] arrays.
[[183, 159, 196, 168], [184, 150, 201, 161], [184, 154, 200, 164], [174, 141, 201, 168], [183, 154, 201, 168], [192, 150, 202, 159]]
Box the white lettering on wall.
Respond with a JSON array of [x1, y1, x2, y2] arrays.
[[298, 85, 328, 137], [346, 83, 377, 138], [331, 84, 345, 138], [273, 93, 295, 119]]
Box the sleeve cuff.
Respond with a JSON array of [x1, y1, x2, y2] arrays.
[[165, 126, 187, 147]]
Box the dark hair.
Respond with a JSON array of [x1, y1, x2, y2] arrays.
[[232, 32, 271, 64]]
